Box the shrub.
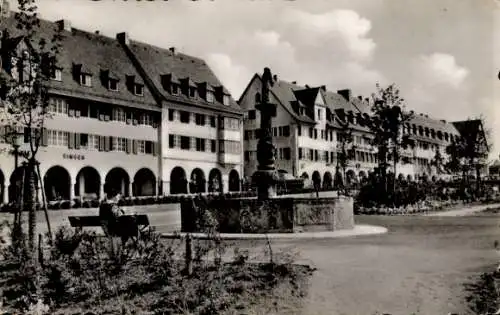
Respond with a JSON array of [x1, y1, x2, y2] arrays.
[[90, 200, 100, 208], [60, 200, 71, 210], [72, 198, 82, 209]]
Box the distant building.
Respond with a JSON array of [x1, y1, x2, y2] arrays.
[[238, 73, 466, 187], [0, 12, 243, 205], [489, 159, 500, 178]]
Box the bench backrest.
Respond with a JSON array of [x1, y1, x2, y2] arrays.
[[68, 214, 150, 227]]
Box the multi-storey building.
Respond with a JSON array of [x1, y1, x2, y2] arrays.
[[119, 36, 243, 195], [239, 73, 463, 188], [0, 11, 243, 205]]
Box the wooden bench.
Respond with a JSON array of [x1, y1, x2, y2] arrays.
[[68, 214, 151, 245]]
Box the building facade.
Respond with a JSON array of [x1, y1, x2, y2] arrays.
[[0, 13, 243, 205], [239, 73, 463, 188]]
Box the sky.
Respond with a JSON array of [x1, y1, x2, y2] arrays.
[[8, 0, 500, 159]]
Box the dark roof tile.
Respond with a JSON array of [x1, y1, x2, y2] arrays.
[[127, 40, 241, 113], [0, 15, 158, 107]]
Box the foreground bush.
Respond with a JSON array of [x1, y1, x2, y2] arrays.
[[0, 222, 314, 315], [464, 265, 500, 315]]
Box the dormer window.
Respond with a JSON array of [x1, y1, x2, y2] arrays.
[[126, 75, 144, 96], [108, 79, 118, 91], [189, 87, 196, 97], [134, 84, 144, 96], [51, 68, 62, 81], [80, 73, 92, 87], [207, 91, 214, 103], [223, 95, 230, 106], [172, 84, 179, 95]]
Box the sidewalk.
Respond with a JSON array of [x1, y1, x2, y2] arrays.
[[161, 224, 388, 240]]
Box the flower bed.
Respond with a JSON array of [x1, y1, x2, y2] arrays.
[[354, 199, 493, 215]]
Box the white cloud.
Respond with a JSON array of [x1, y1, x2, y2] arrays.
[[205, 53, 253, 99], [417, 53, 469, 89], [283, 9, 376, 61]]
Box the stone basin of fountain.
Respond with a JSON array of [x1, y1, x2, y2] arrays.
[[180, 193, 354, 234]]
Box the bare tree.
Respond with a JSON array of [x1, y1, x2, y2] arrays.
[[0, 0, 63, 255]]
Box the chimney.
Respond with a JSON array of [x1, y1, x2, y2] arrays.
[[440, 119, 446, 123], [320, 85, 326, 91], [357, 96, 363, 101], [169, 47, 176, 54], [337, 89, 352, 102], [291, 81, 297, 84], [56, 19, 72, 32], [116, 32, 130, 45], [305, 84, 310, 88], [273, 74, 278, 82], [365, 97, 370, 104]]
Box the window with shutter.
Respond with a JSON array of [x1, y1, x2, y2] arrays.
[[68, 132, 75, 149], [74, 133, 81, 149], [41, 128, 48, 146], [132, 140, 137, 154], [126, 139, 132, 154], [153, 142, 158, 156], [98, 136, 103, 151]]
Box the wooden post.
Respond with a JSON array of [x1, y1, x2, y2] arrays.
[[185, 233, 193, 276], [36, 162, 52, 242], [38, 233, 44, 266]]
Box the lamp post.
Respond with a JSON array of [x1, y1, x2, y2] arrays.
[[9, 131, 24, 203], [11, 132, 23, 171]]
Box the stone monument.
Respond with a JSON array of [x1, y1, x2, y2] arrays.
[[252, 67, 280, 200]]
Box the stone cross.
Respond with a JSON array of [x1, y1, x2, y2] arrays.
[[253, 67, 279, 199]]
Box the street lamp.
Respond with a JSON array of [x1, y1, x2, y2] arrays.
[[9, 131, 24, 171], [8, 131, 24, 208]]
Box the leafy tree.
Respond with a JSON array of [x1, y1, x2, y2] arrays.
[[368, 83, 414, 194], [336, 116, 356, 195], [430, 147, 444, 177], [0, 0, 63, 255], [445, 117, 490, 196]]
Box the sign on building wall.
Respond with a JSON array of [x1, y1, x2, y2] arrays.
[[63, 153, 85, 161]]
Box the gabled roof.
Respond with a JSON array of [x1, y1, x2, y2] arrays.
[[0, 15, 158, 110], [293, 87, 320, 107], [321, 90, 353, 112], [452, 119, 489, 152], [126, 40, 241, 113], [264, 78, 315, 124]]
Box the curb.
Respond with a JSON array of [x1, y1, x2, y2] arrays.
[[160, 225, 388, 240]]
